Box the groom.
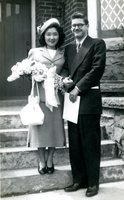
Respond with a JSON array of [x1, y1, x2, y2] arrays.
[[63, 12, 106, 197]]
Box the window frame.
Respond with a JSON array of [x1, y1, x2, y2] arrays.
[[88, 0, 124, 38], [97, 0, 124, 38]]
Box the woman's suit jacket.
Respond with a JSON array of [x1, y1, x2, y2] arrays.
[[28, 47, 65, 102], [64, 36, 106, 114]]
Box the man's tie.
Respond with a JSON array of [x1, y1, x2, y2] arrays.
[[77, 43, 82, 53]]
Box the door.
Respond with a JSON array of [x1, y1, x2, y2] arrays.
[[0, 0, 31, 99]]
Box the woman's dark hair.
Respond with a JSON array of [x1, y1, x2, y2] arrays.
[[71, 12, 89, 25], [39, 23, 65, 48]]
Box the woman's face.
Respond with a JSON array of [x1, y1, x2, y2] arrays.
[[44, 27, 59, 49]]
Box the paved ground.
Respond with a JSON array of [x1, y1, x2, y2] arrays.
[[1, 181, 124, 200]]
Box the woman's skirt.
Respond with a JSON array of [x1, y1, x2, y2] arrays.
[[28, 101, 66, 147]]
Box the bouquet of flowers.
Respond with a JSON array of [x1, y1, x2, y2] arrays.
[[7, 58, 48, 82]]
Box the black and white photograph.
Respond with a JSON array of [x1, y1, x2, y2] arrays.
[[0, 0, 124, 199]]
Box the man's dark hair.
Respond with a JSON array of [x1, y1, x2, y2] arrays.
[[39, 23, 65, 48], [71, 12, 89, 25]]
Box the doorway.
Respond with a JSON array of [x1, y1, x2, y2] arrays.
[[0, 0, 31, 99]]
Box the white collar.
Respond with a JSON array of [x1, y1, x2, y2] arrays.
[[47, 48, 56, 59], [76, 35, 87, 46]]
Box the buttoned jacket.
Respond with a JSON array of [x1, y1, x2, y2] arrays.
[[28, 47, 65, 102], [63, 36, 106, 114]]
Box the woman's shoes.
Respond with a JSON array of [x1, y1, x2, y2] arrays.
[[47, 164, 54, 174], [38, 162, 54, 175], [38, 162, 47, 175]]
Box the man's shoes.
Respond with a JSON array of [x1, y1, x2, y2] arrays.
[[86, 185, 99, 197], [64, 183, 83, 192]]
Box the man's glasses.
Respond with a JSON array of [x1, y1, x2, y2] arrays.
[[72, 24, 85, 29]]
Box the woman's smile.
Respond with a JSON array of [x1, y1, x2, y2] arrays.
[[45, 27, 59, 49]]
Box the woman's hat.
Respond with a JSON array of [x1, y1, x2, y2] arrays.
[[37, 18, 60, 35]]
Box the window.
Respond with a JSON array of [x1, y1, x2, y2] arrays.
[[88, 0, 124, 38], [98, 0, 124, 38], [6, 3, 11, 17], [15, 4, 20, 15]]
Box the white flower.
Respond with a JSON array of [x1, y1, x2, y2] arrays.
[[7, 73, 20, 82], [7, 58, 48, 82], [33, 74, 47, 82]]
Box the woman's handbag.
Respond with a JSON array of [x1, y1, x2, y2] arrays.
[[20, 79, 44, 125]]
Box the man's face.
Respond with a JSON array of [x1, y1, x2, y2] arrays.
[[71, 18, 88, 39]]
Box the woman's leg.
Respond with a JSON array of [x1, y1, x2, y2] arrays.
[[47, 147, 55, 167], [37, 147, 46, 169]]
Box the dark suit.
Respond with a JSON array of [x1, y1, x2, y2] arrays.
[[63, 36, 106, 187]]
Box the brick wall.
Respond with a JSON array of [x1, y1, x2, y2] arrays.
[[36, 0, 87, 46], [36, 0, 62, 26], [36, 0, 63, 45], [63, 0, 87, 44]]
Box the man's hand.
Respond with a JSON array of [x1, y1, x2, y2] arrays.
[[69, 87, 79, 103], [63, 76, 73, 90]]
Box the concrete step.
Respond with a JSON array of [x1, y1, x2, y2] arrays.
[[0, 99, 27, 107], [1, 159, 124, 197], [0, 111, 26, 129], [0, 124, 68, 148], [101, 113, 114, 126], [100, 113, 115, 140], [0, 105, 114, 133], [0, 140, 117, 170], [0, 125, 111, 148], [0, 129, 28, 148], [0, 147, 69, 170], [1, 181, 124, 200], [0, 110, 68, 132]]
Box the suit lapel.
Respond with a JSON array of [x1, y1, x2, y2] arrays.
[[54, 49, 64, 62], [69, 42, 77, 58], [41, 47, 64, 63], [41, 47, 52, 62], [70, 36, 94, 78]]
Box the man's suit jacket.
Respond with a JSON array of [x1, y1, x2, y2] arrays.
[[64, 36, 106, 114]]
